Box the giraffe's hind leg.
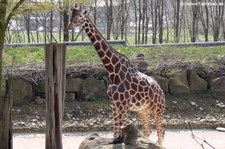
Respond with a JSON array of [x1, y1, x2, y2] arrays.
[[152, 111, 165, 146], [138, 109, 151, 137]]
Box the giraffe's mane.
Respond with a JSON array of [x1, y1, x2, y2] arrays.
[[85, 17, 131, 64]]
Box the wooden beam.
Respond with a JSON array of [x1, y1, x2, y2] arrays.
[[45, 43, 66, 149]]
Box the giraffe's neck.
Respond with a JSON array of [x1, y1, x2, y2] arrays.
[[81, 17, 134, 82]]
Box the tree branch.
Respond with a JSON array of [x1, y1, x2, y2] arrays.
[[5, 0, 26, 28], [188, 122, 216, 149]]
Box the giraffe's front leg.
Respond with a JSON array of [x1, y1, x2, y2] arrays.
[[112, 102, 123, 143], [112, 101, 128, 144]]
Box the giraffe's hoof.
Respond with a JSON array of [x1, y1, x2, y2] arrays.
[[111, 136, 123, 144]]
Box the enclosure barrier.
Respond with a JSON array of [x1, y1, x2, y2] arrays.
[[4, 40, 225, 48], [128, 41, 225, 47], [4, 40, 126, 47], [45, 43, 66, 149]]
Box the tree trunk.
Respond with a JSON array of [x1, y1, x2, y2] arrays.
[[63, 10, 69, 41], [50, 10, 54, 42], [174, 0, 180, 42], [1, 78, 13, 149], [0, 1, 26, 148], [145, 7, 149, 44], [93, 0, 97, 25], [141, 0, 146, 44], [151, 0, 158, 44], [106, 0, 113, 40], [121, 0, 125, 40], [0, 27, 13, 149], [137, 0, 142, 44], [158, 0, 164, 44], [25, 14, 31, 43], [132, 0, 138, 44]]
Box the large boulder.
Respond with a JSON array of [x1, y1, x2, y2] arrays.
[[80, 78, 108, 101], [11, 78, 33, 105], [33, 80, 45, 93], [211, 76, 225, 93], [79, 124, 165, 149], [187, 70, 208, 92], [154, 76, 169, 94], [66, 78, 83, 92], [65, 93, 76, 101], [169, 70, 190, 94]]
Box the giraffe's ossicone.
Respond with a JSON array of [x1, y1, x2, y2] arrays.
[[68, 4, 166, 146]]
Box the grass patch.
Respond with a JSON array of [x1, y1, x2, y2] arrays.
[[3, 45, 225, 66]]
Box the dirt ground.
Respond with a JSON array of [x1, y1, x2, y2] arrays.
[[12, 93, 225, 133]]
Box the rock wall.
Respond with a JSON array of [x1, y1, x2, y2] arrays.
[[3, 62, 225, 105]]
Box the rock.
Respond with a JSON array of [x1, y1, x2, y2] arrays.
[[154, 76, 169, 94], [11, 78, 33, 105], [190, 101, 197, 106], [80, 78, 108, 101], [216, 102, 225, 108], [66, 78, 83, 92], [79, 124, 165, 149], [168, 70, 190, 94], [34, 97, 45, 105], [187, 70, 207, 92], [211, 76, 225, 93], [216, 127, 225, 132], [65, 93, 76, 101], [137, 60, 148, 72], [33, 80, 45, 93]]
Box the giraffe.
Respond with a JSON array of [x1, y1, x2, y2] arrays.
[[68, 4, 166, 146]]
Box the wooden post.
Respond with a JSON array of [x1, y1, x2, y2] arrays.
[[0, 77, 13, 149], [45, 43, 66, 149]]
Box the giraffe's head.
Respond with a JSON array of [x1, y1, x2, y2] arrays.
[[68, 4, 87, 30]]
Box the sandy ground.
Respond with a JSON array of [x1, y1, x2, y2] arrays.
[[13, 129, 225, 149]]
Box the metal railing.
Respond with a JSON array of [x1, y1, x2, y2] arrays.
[[4, 40, 225, 48], [4, 40, 126, 47], [129, 41, 225, 47]]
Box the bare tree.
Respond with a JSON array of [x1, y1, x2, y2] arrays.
[[131, 0, 138, 44], [141, 0, 146, 44], [172, 0, 183, 43], [199, 0, 209, 42], [191, 0, 200, 42], [151, 0, 158, 44], [158, 0, 164, 43], [164, 1, 170, 43], [0, 1, 27, 149], [119, 0, 129, 40], [105, 0, 113, 40], [63, 0, 69, 41], [209, 0, 224, 41], [24, 14, 31, 43]]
